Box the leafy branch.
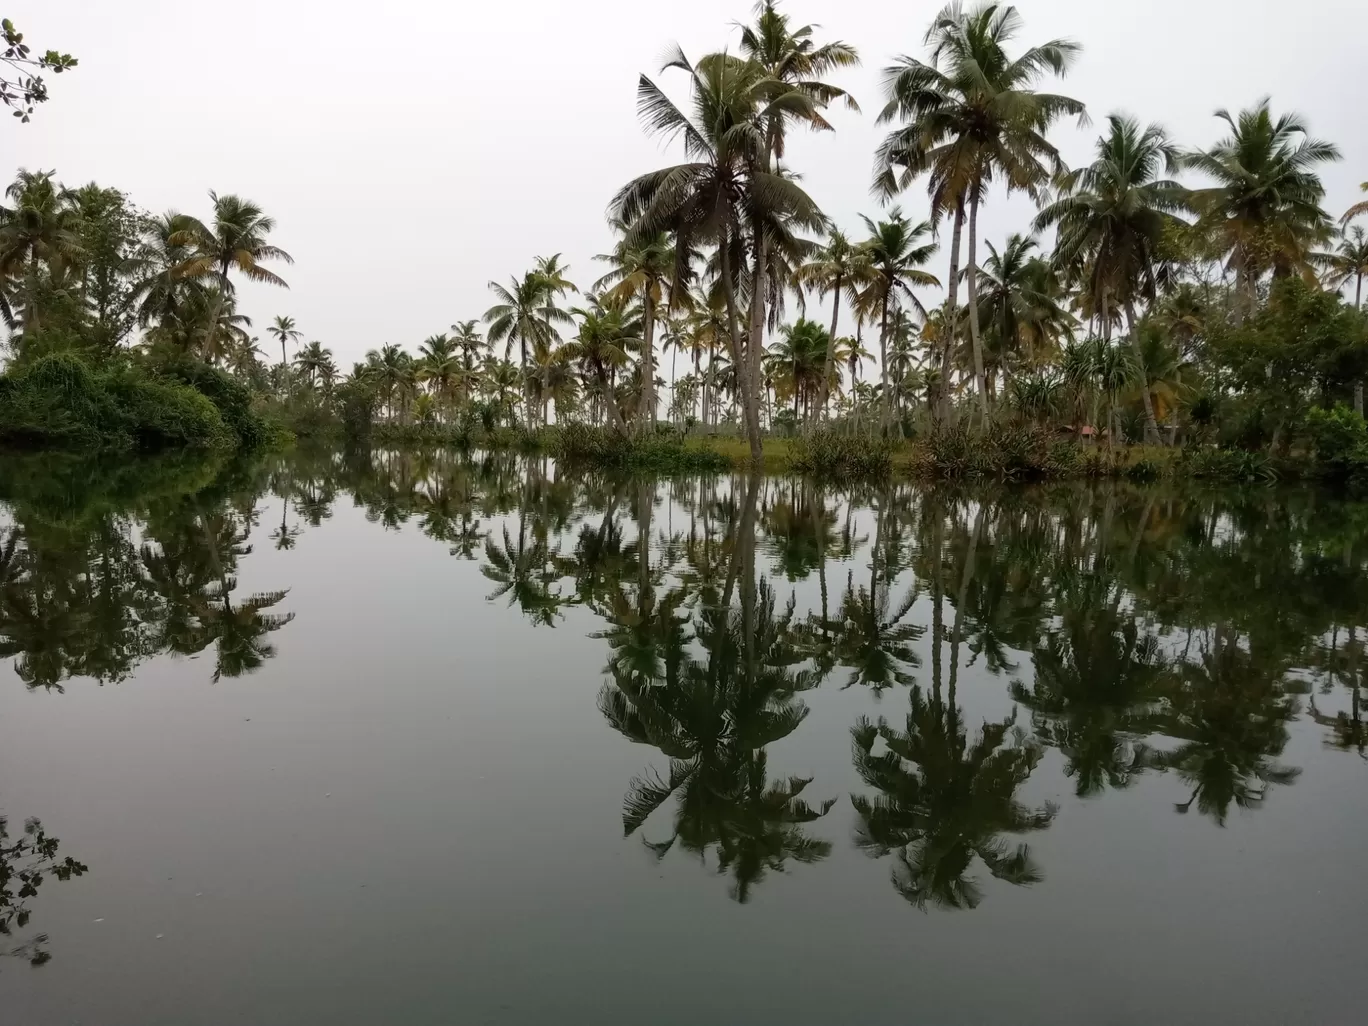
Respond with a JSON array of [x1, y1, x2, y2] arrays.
[[1, 18, 77, 123], [1, 816, 88, 967]]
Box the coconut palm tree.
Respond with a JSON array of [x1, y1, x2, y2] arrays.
[[595, 224, 677, 428], [793, 227, 872, 418], [485, 269, 572, 425], [1035, 114, 1193, 443], [450, 319, 485, 371], [1313, 223, 1368, 415], [0, 168, 83, 331], [294, 340, 333, 391], [225, 335, 267, 382], [417, 333, 463, 414], [1316, 224, 1368, 309], [128, 211, 203, 331], [561, 298, 638, 432], [610, 47, 827, 461], [975, 234, 1075, 389], [267, 314, 303, 393], [177, 193, 292, 362], [765, 318, 829, 423], [1183, 99, 1340, 306], [857, 207, 940, 434], [875, 1, 1084, 422]]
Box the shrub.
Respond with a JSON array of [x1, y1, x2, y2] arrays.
[[1306, 404, 1368, 478], [159, 358, 270, 450], [789, 430, 893, 477], [0, 354, 273, 454]]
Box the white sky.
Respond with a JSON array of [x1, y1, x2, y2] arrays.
[[7, 0, 1366, 365]]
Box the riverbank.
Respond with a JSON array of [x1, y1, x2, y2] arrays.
[[348, 421, 1309, 483]]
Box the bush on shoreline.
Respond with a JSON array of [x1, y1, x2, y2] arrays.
[[0, 354, 283, 455]]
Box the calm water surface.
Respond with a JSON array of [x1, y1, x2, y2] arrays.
[[1, 447, 1366, 1025]]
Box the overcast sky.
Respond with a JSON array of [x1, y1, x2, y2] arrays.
[[8, 0, 1366, 365]]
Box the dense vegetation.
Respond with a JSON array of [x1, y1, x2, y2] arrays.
[[0, 170, 285, 452], [6, 4, 1368, 479]]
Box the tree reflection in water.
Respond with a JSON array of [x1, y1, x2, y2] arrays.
[[5, 446, 1368, 910]]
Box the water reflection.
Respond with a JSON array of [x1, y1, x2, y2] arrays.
[[4, 444, 1368, 915], [0, 454, 293, 688], [0, 816, 87, 967], [597, 477, 834, 902]]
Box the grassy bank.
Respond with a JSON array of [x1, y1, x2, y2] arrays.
[[347, 421, 1319, 483]]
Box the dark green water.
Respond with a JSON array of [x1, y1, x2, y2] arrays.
[[2, 447, 1365, 1025]]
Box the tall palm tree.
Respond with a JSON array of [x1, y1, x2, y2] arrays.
[[484, 269, 572, 425], [857, 207, 940, 434], [561, 298, 638, 432], [268, 314, 303, 382], [764, 318, 829, 423], [129, 211, 202, 331], [1314, 223, 1368, 416], [178, 193, 292, 362], [975, 233, 1075, 388], [793, 227, 872, 418], [611, 48, 827, 462], [875, 1, 1084, 421], [1316, 224, 1368, 309], [450, 319, 485, 371], [294, 340, 333, 391], [0, 168, 83, 331], [595, 225, 676, 428], [738, 0, 859, 435], [1036, 114, 1192, 443], [418, 333, 462, 414], [1183, 99, 1340, 307]]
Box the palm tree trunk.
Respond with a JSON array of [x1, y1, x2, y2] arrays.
[[1125, 302, 1161, 445], [1356, 274, 1364, 417], [878, 295, 891, 437], [638, 291, 656, 432], [936, 202, 966, 427], [204, 266, 231, 363], [820, 273, 843, 423], [966, 193, 990, 426], [743, 229, 768, 463], [599, 364, 627, 433], [718, 230, 747, 440]]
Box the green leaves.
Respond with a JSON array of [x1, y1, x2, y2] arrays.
[[1, 20, 76, 122]]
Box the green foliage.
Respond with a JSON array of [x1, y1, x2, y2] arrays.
[[0, 353, 274, 453], [1306, 404, 1368, 478], [1208, 278, 1368, 448], [158, 357, 274, 450], [1178, 447, 1277, 482], [919, 422, 1081, 480], [550, 423, 731, 471], [1, 19, 78, 122], [789, 430, 893, 477]]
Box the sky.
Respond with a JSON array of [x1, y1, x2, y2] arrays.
[[7, 0, 1367, 366]]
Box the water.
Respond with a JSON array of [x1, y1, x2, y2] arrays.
[[1, 446, 1365, 1025]]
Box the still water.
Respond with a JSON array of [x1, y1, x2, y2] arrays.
[[1, 446, 1365, 1025]]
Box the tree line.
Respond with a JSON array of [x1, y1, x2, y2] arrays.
[[3, 3, 1367, 467]]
